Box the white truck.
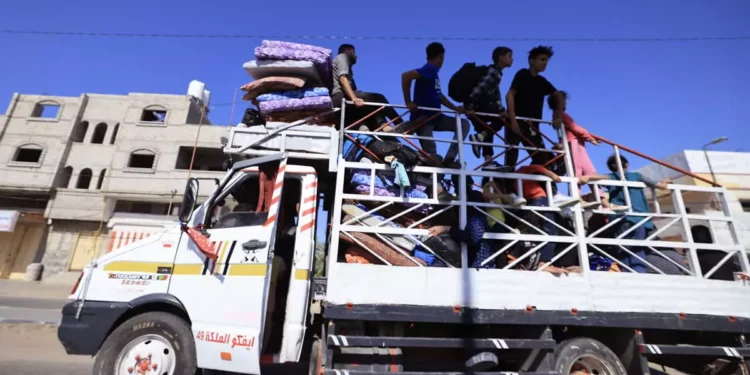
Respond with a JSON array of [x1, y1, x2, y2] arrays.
[[58, 101, 750, 375]]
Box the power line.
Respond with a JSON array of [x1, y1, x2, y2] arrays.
[[1, 29, 749, 43]]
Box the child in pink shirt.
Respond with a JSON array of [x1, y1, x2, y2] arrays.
[[548, 91, 620, 210]]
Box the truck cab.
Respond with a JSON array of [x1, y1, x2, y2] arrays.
[[58, 152, 321, 374]]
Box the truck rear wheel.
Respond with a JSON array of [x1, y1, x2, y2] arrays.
[[92, 311, 197, 375], [549, 337, 627, 375]]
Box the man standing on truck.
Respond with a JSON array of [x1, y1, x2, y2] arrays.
[[331, 44, 404, 131], [505, 45, 566, 168], [398, 42, 470, 169], [579, 155, 671, 273]]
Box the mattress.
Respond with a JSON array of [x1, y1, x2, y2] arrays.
[[255, 87, 330, 102], [255, 40, 332, 87], [260, 40, 332, 55], [231, 122, 337, 155], [243, 60, 323, 85], [342, 203, 416, 251], [258, 96, 332, 114]]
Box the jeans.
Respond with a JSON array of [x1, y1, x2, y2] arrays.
[[505, 120, 550, 167], [401, 115, 470, 163], [470, 115, 505, 158], [528, 197, 556, 262], [614, 221, 648, 273]]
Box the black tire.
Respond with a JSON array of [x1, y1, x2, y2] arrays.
[[92, 311, 197, 375], [551, 337, 627, 375]]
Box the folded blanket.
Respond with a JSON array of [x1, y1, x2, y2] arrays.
[[255, 87, 330, 102], [259, 96, 332, 115], [241, 76, 306, 101]]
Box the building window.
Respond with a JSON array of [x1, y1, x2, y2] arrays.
[[91, 122, 108, 144], [127, 149, 156, 169], [175, 146, 225, 171], [76, 168, 93, 189], [110, 123, 120, 144], [114, 200, 170, 215], [741, 200, 750, 212], [96, 169, 107, 190], [57, 166, 73, 188], [30, 101, 61, 119], [140, 106, 167, 123], [71, 121, 89, 143], [12, 144, 43, 164]]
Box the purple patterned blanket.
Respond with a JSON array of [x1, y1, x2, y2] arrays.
[[258, 96, 332, 115], [254, 40, 333, 88]]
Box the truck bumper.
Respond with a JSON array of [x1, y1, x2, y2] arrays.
[[57, 299, 129, 356]]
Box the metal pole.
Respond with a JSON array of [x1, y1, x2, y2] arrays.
[[702, 147, 717, 185]]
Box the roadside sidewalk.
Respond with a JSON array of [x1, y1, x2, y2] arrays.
[[0, 279, 73, 326]]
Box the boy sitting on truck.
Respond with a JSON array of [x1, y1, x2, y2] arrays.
[[515, 164, 573, 274], [579, 155, 671, 273], [396, 42, 470, 169]]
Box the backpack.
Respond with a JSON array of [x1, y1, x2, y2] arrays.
[[366, 140, 419, 168], [241, 108, 265, 126], [448, 63, 489, 103], [342, 134, 374, 161]]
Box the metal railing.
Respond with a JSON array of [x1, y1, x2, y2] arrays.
[[327, 100, 748, 279]]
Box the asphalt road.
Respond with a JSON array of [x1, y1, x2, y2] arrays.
[[0, 296, 65, 324], [0, 323, 93, 374]]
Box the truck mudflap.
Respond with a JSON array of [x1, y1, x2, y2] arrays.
[[57, 299, 130, 356]]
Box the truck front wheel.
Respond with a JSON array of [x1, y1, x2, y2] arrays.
[[92, 311, 197, 375]]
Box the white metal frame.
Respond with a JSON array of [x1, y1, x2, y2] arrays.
[[321, 100, 750, 317]]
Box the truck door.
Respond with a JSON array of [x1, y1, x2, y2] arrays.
[[169, 154, 288, 374]]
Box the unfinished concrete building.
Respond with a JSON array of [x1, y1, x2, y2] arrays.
[[0, 84, 229, 281]]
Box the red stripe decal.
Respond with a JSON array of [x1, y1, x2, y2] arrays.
[[303, 196, 316, 203], [264, 215, 277, 226], [300, 221, 315, 232], [301, 207, 316, 217]]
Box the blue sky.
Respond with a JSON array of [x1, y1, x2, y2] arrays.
[[1, 1, 748, 239]]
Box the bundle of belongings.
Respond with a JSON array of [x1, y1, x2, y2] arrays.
[[337, 133, 468, 268], [240, 40, 335, 126]]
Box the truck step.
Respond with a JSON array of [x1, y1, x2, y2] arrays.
[[640, 343, 749, 358], [327, 335, 555, 350]]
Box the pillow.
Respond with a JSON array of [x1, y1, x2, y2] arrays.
[[241, 76, 306, 101]]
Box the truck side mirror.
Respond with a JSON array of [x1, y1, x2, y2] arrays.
[[178, 178, 199, 223]]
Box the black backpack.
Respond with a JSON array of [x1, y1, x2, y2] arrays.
[[448, 63, 489, 103], [366, 140, 419, 168], [242, 108, 265, 126]]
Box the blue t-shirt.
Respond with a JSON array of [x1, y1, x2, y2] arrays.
[[607, 172, 654, 230], [411, 63, 443, 121]]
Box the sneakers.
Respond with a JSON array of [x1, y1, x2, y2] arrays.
[[468, 133, 484, 158], [580, 200, 602, 209], [482, 162, 512, 173], [553, 193, 579, 208], [508, 193, 527, 206]]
